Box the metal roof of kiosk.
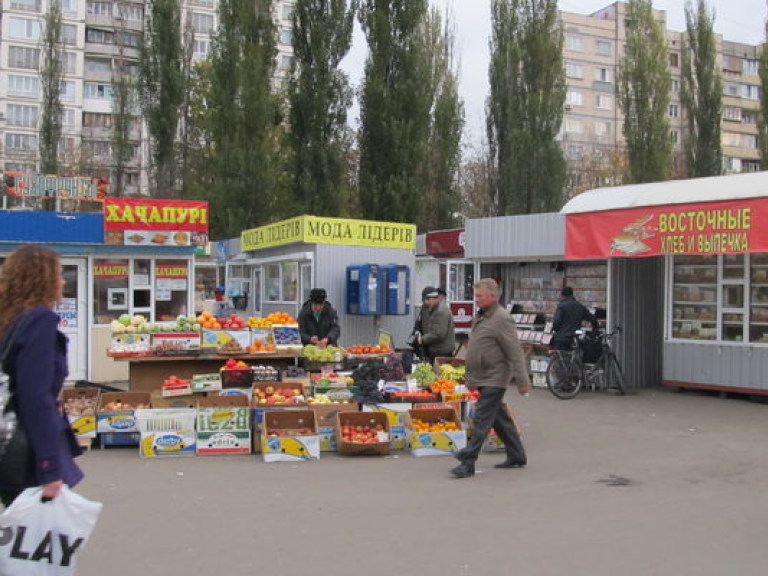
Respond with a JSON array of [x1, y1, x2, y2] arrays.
[[561, 171, 768, 214]]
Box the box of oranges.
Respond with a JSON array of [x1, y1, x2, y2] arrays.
[[405, 407, 466, 456]]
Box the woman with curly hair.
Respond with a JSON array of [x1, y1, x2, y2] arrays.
[[0, 245, 83, 507]]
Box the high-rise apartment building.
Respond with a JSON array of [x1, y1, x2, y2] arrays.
[[560, 2, 762, 188], [0, 0, 294, 195]]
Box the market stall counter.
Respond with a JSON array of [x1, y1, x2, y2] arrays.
[[115, 352, 301, 393]]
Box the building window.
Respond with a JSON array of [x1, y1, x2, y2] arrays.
[[5, 162, 36, 173], [593, 121, 611, 137], [282, 3, 295, 20], [278, 54, 293, 71], [60, 80, 76, 101], [118, 3, 143, 21], [83, 112, 112, 128], [192, 12, 215, 34], [9, 17, 42, 40], [596, 94, 613, 110], [85, 58, 112, 74], [86, 1, 112, 15], [5, 133, 38, 151], [668, 104, 679, 118], [61, 24, 78, 46], [670, 129, 679, 144], [265, 262, 299, 302], [742, 84, 760, 101], [723, 107, 742, 122], [85, 140, 111, 157], [565, 36, 582, 51], [671, 78, 680, 93], [61, 108, 76, 127], [669, 52, 679, 67], [58, 137, 76, 156], [595, 40, 612, 56], [566, 90, 583, 107], [86, 28, 114, 44], [7, 75, 40, 97], [8, 46, 41, 70], [193, 39, 210, 60], [118, 31, 140, 48], [596, 67, 612, 83], [564, 119, 582, 134], [279, 27, 293, 45], [62, 52, 77, 74], [60, 0, 77, 16], [6, 104, 39, 128], [565, 144, 584, 159], [565, 62, 583, 79], [744, 160, 761, 172], [743, 59, 759, 76], [10, 0, 41, 12], [84, 82, 113, 99], [742, 112, 756, 125], [725, 83, 740, 97]]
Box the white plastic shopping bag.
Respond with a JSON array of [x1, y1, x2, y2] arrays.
[[0, 486, 102, 575]]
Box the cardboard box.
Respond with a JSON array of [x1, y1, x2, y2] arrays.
[[150, 391, 197, 409], [136, 408, 197, 458], [201, 329, 251, 349], [191, 373, 222, 393], [61, 387, 100, 438], [336, 411, 390, 456], [100, 432, 141, 446], [311, 403, 359, 451], [97, 392, 151, 433], [108, 333, 151, 356], [152, 332, 201, 351], [260, 410, 320, 462], [362, 403, 412, 450], [221, 368, 255, 389], [196, 396, 251, 455], [406, 407, 467, 456]]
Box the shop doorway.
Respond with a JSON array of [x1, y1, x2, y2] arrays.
[[251, 266, 262, 317], [56, 259, 87, 381]]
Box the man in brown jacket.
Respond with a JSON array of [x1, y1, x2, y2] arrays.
[[451, 278, 529, 478]]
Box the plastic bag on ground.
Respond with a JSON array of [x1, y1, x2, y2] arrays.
[[0, 486, 102, 575]]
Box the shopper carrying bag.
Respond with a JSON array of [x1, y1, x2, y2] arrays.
[[0, 486, 102, 575]]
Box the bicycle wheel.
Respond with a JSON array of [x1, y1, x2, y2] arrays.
[[546, 354, 582, 399], [605, 353, 627, 395]]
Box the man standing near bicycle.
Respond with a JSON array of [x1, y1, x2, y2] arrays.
[[450, 278, 529, 479], [551, 286, 599, 351]]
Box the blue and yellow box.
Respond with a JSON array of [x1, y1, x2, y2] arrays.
[[136, 408, 197, 458], [260, 409, 319, 462]]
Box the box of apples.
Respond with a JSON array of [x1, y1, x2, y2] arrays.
[[336, 411, 390, 456], [260, 409, 320, 462]]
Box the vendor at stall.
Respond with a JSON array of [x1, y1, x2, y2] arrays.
[[298, 288, 341, 348]]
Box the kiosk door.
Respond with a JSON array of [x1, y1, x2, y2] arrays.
[[56, 259, 87, 381]]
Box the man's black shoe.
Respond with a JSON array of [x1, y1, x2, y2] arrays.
[[494, 460, 526, 469], [450, 463, 475, 478]]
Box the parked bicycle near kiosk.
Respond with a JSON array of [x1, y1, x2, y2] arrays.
[[546, 326, 627, 399]]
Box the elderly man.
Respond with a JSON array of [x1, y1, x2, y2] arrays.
[[451, 278, 529, 479], [418, 286, 456, 364]]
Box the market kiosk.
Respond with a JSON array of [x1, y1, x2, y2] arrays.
[[562, 170, 768, 395]]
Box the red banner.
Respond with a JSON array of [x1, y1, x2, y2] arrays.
[[94, 260, 129, 278], [450, 301, 474, 331], [566, 198, 768, 259], [426, 229, 465, 256], [104, 198, 209, 232]]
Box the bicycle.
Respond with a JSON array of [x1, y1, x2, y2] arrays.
[[545, 326, 627, 400]]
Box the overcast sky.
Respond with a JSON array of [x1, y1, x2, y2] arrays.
[[341, 0, 766, 146]]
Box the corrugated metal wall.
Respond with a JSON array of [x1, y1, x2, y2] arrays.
[[315, 244, 415, 348], [466, 213, 565, 260], [663, 342, 768, 392], [610, 257, 665, 388]]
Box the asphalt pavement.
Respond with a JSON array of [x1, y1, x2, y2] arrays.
[[66, 387, 768, 576]]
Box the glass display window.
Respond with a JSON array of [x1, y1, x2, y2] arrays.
[[93, 258, 130, 324], [670, 253, 768, 343]]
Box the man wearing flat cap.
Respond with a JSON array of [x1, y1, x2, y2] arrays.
[[418, 286, 456, 364]]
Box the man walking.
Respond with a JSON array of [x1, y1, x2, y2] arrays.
[[451, 278, 529, 479]]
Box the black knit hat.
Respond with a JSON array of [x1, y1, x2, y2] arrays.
[[310, 288, 327, 304]]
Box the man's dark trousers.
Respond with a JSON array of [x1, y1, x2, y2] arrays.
[[455, 386, 526, 466]]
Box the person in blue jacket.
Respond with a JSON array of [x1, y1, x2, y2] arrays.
[[0, 245, 84, 507]]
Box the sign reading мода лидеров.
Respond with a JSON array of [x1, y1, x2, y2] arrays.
[[241, 216, 416, 251]]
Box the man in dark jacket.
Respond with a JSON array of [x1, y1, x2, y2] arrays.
[[551, 286, 598, 351], [298, 288, 341, 347], [418, 286, 456, 364]]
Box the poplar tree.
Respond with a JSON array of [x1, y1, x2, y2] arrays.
[[758, 17, 768, 169], [287, 0, 355, 216], [139, 0, 184, 196], [111, 5, 137, 197], [681, 0, 722, 177], [420, 7, 464, 230], [486, 0, 566, 216], [200, 0, 280, 237], [618, 0, 673, 183], [357, 0, 431, 225], [39, 0, 63, 174]]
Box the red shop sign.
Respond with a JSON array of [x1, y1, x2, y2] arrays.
[[104, 198, 209, 232], [565, 197, 768, 260]]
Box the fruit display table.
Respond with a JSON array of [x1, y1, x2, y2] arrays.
[[116, 352, 301, 392]]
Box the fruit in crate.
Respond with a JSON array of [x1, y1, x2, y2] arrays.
[[196, 311, 221, 330], [63, 396, 97, 417], [162, 375, 191, 390], [429, 379, 457, 394], [101, 400, 148, 410], [248, 337, 276, 353], [172, 315, 199, 332], [438, 363, 466, 382], [219, 340, 245, 353], [248, 316, 273, 328], [217, 313, 247, 330], [345, 345, 393, 355], [411, 363, 437, 387], [252, 386, 304, 405], [340, 424, 386, 444], [266, 312, 296, 325], [266, 427, 314, 437], [302, 344, 344, 362], [411, 418, 460, 433], [222, 358, 249, 370]]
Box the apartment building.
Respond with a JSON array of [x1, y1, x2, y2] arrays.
[[560, 1, 761, 188], [0, 0, 295, 196]]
